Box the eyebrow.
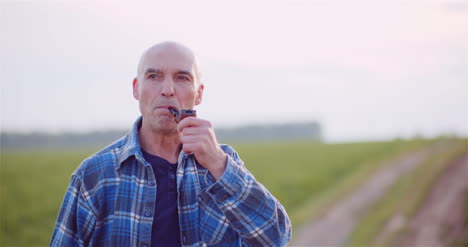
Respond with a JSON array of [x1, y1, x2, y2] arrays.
[[144, 68, 193, 77], [144, 68, 160, 75]]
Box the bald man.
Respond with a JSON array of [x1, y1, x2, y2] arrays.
[[50, 42, 292, 247]]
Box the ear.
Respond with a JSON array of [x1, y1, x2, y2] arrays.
[[132, 78, 140, 100], [195, 83, 204, 106]]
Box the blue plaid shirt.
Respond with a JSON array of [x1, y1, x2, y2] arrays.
[[50, 117, 292, 247]]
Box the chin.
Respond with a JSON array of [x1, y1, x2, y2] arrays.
[[151, 118, 177, 134]]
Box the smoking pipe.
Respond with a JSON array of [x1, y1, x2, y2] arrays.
[[168, 107, 197, 123]]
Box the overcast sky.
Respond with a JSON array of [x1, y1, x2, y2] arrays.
[[1, 0, 467, 142]]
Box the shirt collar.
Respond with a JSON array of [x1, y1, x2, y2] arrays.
[[116, 116, 146, 169], [116, 116, 192, 170]]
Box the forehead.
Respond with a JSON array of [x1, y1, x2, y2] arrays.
[[139, 46, 196, 75]]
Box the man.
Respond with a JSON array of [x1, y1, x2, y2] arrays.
[[50, 41, 292, 247]]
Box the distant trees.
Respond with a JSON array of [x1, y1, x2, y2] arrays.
[[1, 130, 127, 150], [1, 122, 322, 149], [215, 122, 322, 142]]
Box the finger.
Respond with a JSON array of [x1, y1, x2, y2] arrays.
[[182, 143, 199, 154], [180, 126, 212, 138], [178, 117, 210, 132], [177, 117, 199, 132], [180, 126, 202, 136], [179, 134, 201, 144]]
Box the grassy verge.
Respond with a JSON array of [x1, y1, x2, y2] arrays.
[[451, 188, 468, 247], [347, 139, 467, 246]]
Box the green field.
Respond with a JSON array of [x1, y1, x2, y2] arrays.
[[0, 138, 438, 246]]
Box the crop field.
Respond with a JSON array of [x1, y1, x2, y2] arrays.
[[1, 138, 437, 246]]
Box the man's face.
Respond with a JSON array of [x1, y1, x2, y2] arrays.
[[133, 45, 203, 133]]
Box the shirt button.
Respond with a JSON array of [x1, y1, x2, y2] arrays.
[[148, 181, 155, 186], [144, 211, 151, 217], [170, 174, 175, 179]]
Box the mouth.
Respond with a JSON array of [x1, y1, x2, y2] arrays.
[[153, 106, 178, 122], [155, 105, 177, 111], [155, 106, 196, 123]]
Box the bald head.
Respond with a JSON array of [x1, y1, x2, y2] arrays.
[[137, 41, 201, 83]]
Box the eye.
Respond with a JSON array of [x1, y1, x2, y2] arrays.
[[147, 73, 161, 80], [176, 75, 190, 81]]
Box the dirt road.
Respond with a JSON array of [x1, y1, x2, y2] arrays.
[[395, 153, 468, 247], [289, 141, 452, 246]]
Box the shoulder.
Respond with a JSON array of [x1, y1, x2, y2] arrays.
[[72, 135, 128, 188]]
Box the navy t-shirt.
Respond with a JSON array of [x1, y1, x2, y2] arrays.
[[141, 149, 181, 247]]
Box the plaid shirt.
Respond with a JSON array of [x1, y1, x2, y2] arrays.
[[50, 117, 292, 247]]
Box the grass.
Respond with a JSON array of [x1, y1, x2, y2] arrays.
[[347, 139, 467, 246], [450, 187, 468, 247], [0, 148, 96, 247], [231, 138, 433, 228], [1, 139, 435, 246]]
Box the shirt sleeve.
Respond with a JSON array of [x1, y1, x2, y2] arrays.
[[205, 146, 292, 247], [50, 174, 96, 247]]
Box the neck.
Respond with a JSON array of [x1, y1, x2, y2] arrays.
[[138, 122, 181, 164]]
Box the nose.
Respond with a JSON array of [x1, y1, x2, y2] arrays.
[[161, 79, 175, 97]]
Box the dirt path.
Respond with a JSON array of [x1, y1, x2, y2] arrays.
[[289, 141, 451, 246], [394, 153, 468, 247]]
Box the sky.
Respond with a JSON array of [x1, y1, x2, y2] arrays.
[[1, 0, 467, 142]]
